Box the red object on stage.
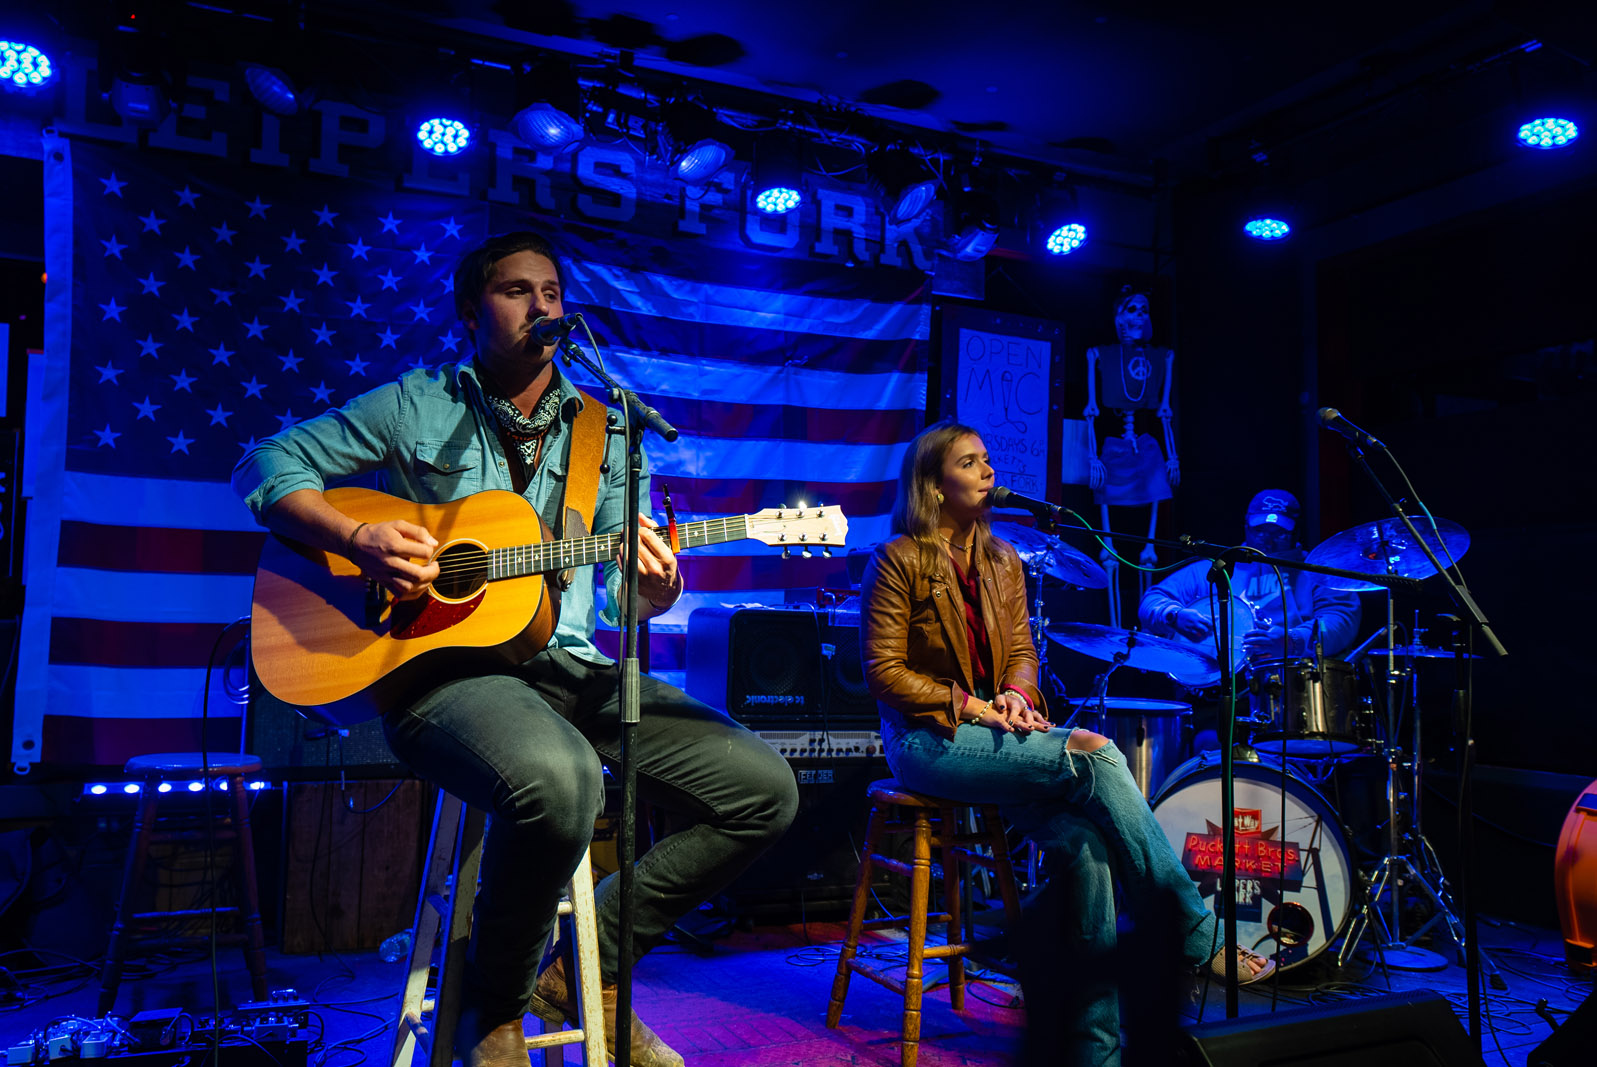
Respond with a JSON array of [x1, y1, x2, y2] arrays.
[[1554, 779, 1597, 970]]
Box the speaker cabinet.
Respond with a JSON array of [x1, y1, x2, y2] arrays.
[[686, 606, 877, 728], [246, 662, 408, 780], [1176, 989, 1485, 1066], [1528, 986, 1597, 1066]]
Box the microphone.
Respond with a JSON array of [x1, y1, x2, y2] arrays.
[[529, 313, 583, 346], [1317, 406, 1386, 450], [989, 486, 1061, 521]]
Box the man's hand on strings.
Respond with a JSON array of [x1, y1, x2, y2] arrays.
[[617, 513, 682, 614], [349, 520, 439, 600]]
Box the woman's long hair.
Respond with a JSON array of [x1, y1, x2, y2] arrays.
[[891, 421, 1007, 573]]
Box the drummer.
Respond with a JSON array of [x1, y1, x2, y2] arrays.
[[1138, 490, 1362, 665]]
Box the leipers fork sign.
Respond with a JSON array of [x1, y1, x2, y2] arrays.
[[44, 52, 938, 272]]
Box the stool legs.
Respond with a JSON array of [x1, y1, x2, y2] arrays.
[[938, 805, 965, 1012], [96, 781, 159, 1017], [981, 804, 1023, 929], [229, 773, 271, 1003], [827, 801, 888, 1028], [901, 808, 933, 1067]]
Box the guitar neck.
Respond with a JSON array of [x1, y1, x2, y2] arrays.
[[489, 516, 750, 580]]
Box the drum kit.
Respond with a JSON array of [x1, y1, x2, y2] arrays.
[[1003, 513, 1486, 975]]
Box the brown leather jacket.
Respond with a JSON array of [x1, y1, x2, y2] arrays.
[[860, 534, 1046, 739]]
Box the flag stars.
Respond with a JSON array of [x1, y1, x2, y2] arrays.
[[174, 247, 202, 270], [99, 298, 126, 322], [171, 308, 198, 332], [95, 424, 121, 448], [205, 402, 233, 427], [170, 368, 197, 393], [167, 430, 195, 454], [211, 221, 237, 245], [243, 316, 269, 340], [136, 334, 164, 358], [312, 263, 338, 286], [313, 204, 338, 227], [101, 235, 127, 259], [281, 231, 306, 253], [409, 300, 433, 322], [208, 342, 235, 366], [175, 186, 201, 208], [210, 288, 235, 306], [348, 237, 372, 260], [345, 354, 370, 375], [411, 243, 436, 265], [279, 349, 303, 373], [311, 322, 337, 345], [439, 329, 461, 353], [137, 273, 165, 296], [133, 396, 162, 420], [440, 217, 463, 240], [310, 381, 335, 404], [100, 173, 127, 197], [345, 295, 371, 318], [378, 211, 403, 234], [244, 256, 271, 279], [280, 290, 305, 313], [377, 268, 402, 291], [375, 326, 400, 349], [95, 361, 124, 384], [239, 436, 259, 452], [275, 409, 299, 432], [245, 195, 272, 218], [139, 211, 167, 234], [242, 375, 267, 399]]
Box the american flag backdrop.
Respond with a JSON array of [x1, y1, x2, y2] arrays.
[[15, 136, 928, 769]]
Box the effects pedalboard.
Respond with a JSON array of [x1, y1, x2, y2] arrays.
[[5, 992, 310, 1067], [753, 728, 883, 760]]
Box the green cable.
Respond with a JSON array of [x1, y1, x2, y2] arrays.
[[1062, 506, 1190, 574]]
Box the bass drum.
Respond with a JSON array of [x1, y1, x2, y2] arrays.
[[1151, 751, 1355, 972]]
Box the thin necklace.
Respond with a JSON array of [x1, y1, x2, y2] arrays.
[[941, 533, 969, 552], [1119, 344, 1149, 404]]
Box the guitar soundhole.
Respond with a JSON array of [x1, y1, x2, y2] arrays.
[[433, 541, 489, 600]]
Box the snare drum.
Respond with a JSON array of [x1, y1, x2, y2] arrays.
[[1151, 751, 1355, 971], [1245, 657, 1360, 756], [1076, 697, 1190, 800]]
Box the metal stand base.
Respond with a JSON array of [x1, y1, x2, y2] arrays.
[[1338, 847, 1502, 984]]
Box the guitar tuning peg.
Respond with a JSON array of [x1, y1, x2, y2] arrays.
[[781, 546, 791, 560], [801, 547, 813, 559], [822, 546, 833, 558]]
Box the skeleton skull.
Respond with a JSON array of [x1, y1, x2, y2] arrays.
[[1115, 292, 1152, 345]]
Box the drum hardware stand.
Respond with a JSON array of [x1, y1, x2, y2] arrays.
[[1334, 437, 1508, 1049]]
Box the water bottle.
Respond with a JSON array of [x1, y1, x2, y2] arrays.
[[378, 927, 413, 963]]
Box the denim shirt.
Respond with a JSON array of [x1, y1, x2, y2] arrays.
[[232, 358, 644, 664]]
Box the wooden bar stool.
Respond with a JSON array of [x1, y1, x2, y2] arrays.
[[826, 779, 1022, 1067], [391, 790, 606, 1067], [96, 752, 271, 1017]]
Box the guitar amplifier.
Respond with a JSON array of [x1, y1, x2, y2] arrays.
[[686, 606, 878, 729], [245, 661, 409, 781]]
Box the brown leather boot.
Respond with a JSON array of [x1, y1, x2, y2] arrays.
[[453, 1010, 528, 1067], [528, 956, 684, 1067]]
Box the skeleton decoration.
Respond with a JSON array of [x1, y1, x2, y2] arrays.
[[1083, 287, 1179, 627]]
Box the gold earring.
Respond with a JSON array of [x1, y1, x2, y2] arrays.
[[935, 491, 944, 504]]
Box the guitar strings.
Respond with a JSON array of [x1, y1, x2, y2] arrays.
[[420, 518, 755, 578]]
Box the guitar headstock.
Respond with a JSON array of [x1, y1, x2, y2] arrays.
[[745, 504, 849, 558]]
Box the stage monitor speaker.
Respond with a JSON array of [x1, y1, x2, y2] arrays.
[[1527, 986, 1597, 1066], [1176, 989, 1485, 1066], [245, 661, 408, 780]]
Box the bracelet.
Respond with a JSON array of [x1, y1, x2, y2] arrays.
[[1002, 687, 1034, 712], [345, 522, 368, 558], [971, 699, 994, 723]]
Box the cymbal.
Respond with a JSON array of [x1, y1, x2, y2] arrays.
[[1305, 517, 1469, 592], [991, 522, 1108, 589], [1045, 622, 1218, 678], [1367, 644, 1481, 660]]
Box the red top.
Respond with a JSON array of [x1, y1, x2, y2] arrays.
[[949, 553, 994, 696]]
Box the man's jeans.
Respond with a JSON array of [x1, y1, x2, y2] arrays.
[[881, 710, 1218, 1067], [384, 648, 799, 1024]]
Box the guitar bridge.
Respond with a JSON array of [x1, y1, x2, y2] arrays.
[[364, 580, 388, 627]]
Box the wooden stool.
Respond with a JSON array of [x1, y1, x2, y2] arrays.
[[392, 791, 606, 1067], [96, 752, 271, 1017], [826, 779, 1022, 1067]]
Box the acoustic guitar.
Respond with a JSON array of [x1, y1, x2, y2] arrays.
[[250, 486, 848, 725]]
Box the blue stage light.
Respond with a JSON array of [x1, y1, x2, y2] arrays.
[[123, 782, 141, 794], [1243, 217, 1292, 241], [513, 102, 585, 151], [417, 117, 471, 156], [89, 784, 109, 796], [157, 782, 173, 793], [1045, 223, 1087, 255], [243, 64, 300, 116], [187, 781, 205, 792], [673, 139, 733, 183], [0, 40, 53, 90], [1517, 117, 1579, 150], [755, 185, 802, 214]]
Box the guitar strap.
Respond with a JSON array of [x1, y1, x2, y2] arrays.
[[552, 388, 608, 590]]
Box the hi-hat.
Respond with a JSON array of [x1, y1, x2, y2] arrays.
[[1046, 622, 1218, 678], [991, 522, 1108, 589], [1306, 517, 1469, 592]]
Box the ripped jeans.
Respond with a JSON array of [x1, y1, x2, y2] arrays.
[[880, 708, 1218, 1067]]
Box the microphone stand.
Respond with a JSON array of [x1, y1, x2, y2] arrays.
[[999, 503, 1419, 1018], [1337, 439, 1507, 1051], [559, 337, 678, 1067]]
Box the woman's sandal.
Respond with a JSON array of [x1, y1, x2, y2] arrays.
[[1209, 945, 1276, 985]]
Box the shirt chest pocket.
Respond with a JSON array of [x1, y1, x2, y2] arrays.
[[412, 440, 482, 500]]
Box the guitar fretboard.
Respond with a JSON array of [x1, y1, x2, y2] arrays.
[[487, 516, 752, 580]]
